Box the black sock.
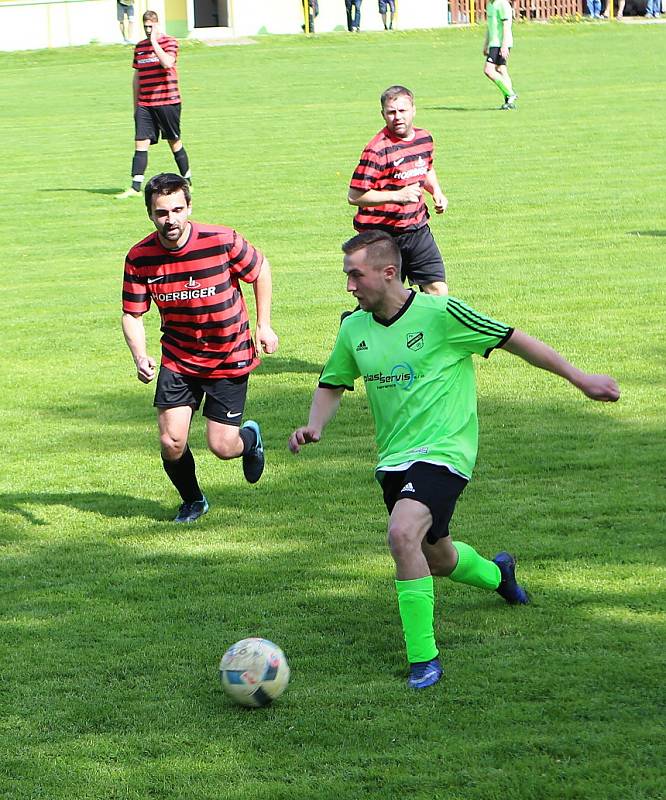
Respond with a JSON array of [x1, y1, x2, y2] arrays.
[[239, 426, 257, 455], [173, 147, 191, 183], [162, 446, 203, 503], [131, 150, 148, 192]]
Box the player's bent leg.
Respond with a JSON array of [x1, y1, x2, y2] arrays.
[[206, 418, 265, 484], [239, 420, 265, 484], [493, 551, 529, 604], [206, 419, 244, 461], [420, 280, 448, 296], [448, 541, 502, 590], [422, 534, 459, 577]]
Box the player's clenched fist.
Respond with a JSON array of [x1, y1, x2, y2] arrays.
[[288, 427, 321, 454], [136, 355, 156, 383]]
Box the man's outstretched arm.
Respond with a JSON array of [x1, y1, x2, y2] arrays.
[[288, 387, 345, 453], [501, 330, 620, 402]]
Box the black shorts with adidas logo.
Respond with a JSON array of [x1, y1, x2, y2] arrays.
[[379, 462, 468, 544]]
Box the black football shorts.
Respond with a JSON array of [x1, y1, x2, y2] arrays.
[[154, 366, 248, 426], [135, 103, 181, 144], [486, 46, 510, 66], [393, 225, 446, 286], [380, 462, 468, 544]]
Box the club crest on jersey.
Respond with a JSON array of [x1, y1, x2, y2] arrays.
[[184, 277, 200, 289], [407, 332, 424, 351]]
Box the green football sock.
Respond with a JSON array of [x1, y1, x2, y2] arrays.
[[395, 576, 438, 664], [494, 77, 512, 98], [449, 541, 501, 590]]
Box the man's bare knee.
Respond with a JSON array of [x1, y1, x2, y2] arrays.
[[388, 521, 419, 561], [160, 435, 187, 461]]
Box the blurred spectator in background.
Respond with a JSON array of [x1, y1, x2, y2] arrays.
[[483, 0, 518, 110], [302, 0, 319, 32], [379, 0, 395, 28], [117, 0, 135, 42], [345, 0, 363, 31]]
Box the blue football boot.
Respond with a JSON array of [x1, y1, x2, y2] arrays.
[[407, 658, 443, 689], [493, 551, 529, 605]]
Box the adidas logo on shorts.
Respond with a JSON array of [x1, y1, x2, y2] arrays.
[[401, 482, 415, 493]]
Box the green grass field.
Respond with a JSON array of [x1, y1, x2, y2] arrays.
[[1, 21, 665, 800]]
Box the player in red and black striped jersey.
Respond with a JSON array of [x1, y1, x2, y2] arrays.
[[348, 86, 448, 296], [116, 11, 192, 200], [122, 174, 279, 523]]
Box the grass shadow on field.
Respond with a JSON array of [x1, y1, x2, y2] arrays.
[[631, 230, 666, 237], [43, 187, 125, 196], [0, 492, 168, 527], [252, 356, 322, 375], [422, 105, 499, 113]]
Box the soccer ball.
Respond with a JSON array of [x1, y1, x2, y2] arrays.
[[219, 638, 290, 708]]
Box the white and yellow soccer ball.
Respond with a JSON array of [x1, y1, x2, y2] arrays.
[[219, 638, 290, 708]]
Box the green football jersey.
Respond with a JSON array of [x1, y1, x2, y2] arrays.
[[486, 0, 512, 48], [319, 293, 513, 479]]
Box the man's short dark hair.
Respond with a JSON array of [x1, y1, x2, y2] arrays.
[[381, 85, 414, 109], [342, 231, 402, 272], [144, 173, 191, 213], [143, 10, 158, 22]]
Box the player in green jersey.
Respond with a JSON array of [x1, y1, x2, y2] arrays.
[[484, 0, 517, 109], [288, 231, 620, 690]]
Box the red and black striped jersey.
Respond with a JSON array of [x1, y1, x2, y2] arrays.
[[122, 222, 263, 378], [132, 35, 181, 107], [350, 126, 434, 233]]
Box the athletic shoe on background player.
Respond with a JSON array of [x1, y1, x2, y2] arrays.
[[493, 551, 529, 604]]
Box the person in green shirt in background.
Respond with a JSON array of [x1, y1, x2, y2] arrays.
[[288, 231, 620, 690], [484, 0, 518, 109]]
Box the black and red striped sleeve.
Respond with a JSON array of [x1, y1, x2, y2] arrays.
[[350, 143, 384, 192], [226, 231, 263, 283], [122, 253, 151, 315]]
